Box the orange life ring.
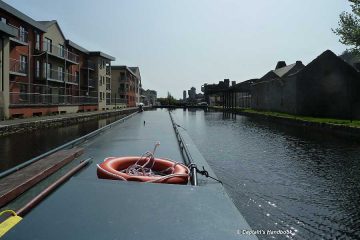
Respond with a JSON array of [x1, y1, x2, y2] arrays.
[[97, 156, 189, 184]]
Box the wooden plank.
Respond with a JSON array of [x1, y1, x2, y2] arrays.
[[0, 148, 84, 208]]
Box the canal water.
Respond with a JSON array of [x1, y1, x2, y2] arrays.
[[1, 109, 359, 239], [171, 109, 360, 240], [0, 115, 127, 172]]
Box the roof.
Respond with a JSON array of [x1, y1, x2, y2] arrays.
[[129, 67, 141, 79], [261, 61, 304, 81], [301, 49, 360, 76], [89, 51, 115, 61], [38, 20, 66, 40], [37, 20, 56, 28], [273, 63, 297, 77], [226, 79, 258, 92], [0, 1, 47, 32], [111, 65, 138, 78], [65, 40, 89, 54]]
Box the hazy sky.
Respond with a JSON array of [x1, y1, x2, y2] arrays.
[[5, 0, 351, 98]]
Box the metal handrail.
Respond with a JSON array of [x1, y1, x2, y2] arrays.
[[0, 110, 138, 179], [44, 43, 79, 63], [168, 111, 197, 185], [9, 58, 27, 74], [9, 92, 98, 105]]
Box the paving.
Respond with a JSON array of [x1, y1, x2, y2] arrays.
[[0, 108, 139, 136], [0, 108, 137, 127], [3, 109, 257, 240]]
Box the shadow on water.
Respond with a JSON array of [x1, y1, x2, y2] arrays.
[[173, 109, 360, 240], [0, 115, 126, 172]]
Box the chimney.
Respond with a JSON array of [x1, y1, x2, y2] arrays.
[[232, 81, 236, 86], [296, 61, 303, 65], [224, 79, 230, 87], [275, 61, 286, 69]]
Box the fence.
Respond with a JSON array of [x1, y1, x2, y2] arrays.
[[10, 92, 98, 106], [10, 58, 27, 74], [43, 43, 79, 63]]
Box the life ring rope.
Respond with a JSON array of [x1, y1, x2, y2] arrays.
[[97, 142, 190, 184]]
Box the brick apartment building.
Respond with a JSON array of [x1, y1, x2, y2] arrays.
[[0, 1, 119, 119], [111, 66, 141, 107]]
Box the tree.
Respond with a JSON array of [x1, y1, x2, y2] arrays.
[[157, 92, 178, 106], [333, 0, 360, 54]]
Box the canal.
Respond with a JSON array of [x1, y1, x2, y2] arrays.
[[1, 108, 359, 239], [0, 114, 128, 172], [171, 109, 360, 240]]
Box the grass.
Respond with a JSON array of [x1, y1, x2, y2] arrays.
[[241, 109, 360, 128], [208, 106, 360, 128]]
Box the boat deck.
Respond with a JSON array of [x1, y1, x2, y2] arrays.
[[4, 109, 256, 240]]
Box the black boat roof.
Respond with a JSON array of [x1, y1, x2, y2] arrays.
[[4, 109, 256, 240]]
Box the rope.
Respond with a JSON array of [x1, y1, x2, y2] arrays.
[[188, 163, 223, 184], [97, 142, 190, 182], [97, 164, 127, 181]]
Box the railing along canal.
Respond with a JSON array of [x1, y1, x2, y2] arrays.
[[168, 111, 198, 186]]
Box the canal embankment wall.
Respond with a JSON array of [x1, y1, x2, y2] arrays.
[[0, 107, 147, 136], [210, 107, 360, 140]]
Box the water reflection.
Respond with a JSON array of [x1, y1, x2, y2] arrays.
[[0, 115, 126, 172], [172, 109, 360, 239]]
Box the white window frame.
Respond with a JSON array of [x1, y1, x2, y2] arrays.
[[58, 44, 64, 57], [35, 60, 40, 78], [35, 32, 40, 50], [44, 38, 52, 52], [19, 26, 26, 42], [58, 66, 64, 81], [20, 55, 27, 73]]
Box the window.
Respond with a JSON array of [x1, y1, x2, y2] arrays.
[[35, 60, 40, 78], [20, 55, 27, 73], [1, 17, 7, 23], [75, 71, 79, 82], [58, 44, 64, 57], [58, 66, 64, 81], [46, 63, 52, 78], [35, 32, 40, 50], [120, 73, 125, 81], [44, 38, 52, 52], [19, 26, 26, 42], [99, 76, 102, 86]]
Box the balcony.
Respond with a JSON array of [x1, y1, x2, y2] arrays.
[[9, 92, 98, 106], [106, 66, 111, 76], [83, 61, 96, 70], [88, 78, 96, 88], [66, 73, 78, 85], [43, 44, 79, 64], [9, 58, 27, 76], [44, 68, 78, 85], [113, 98, 127, 104], [44, 68, 65, 83], [8, 24, 28, 45]]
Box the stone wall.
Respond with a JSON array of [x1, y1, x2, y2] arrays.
[[251, 50, 360, 119], [296, 50, 360, 119], [251, 75, 297, 114]]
